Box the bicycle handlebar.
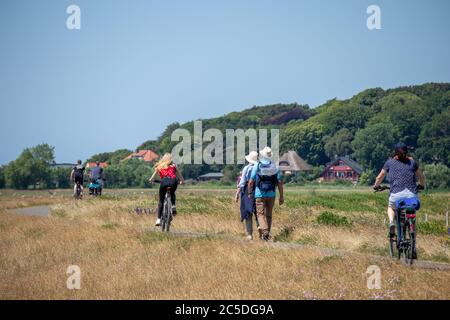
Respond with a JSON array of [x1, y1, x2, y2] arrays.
[[373, 185, 390, 193], [374, 184, 424, 193]]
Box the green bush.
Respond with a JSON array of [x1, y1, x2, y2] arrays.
[[423, 164, 450, 189], [359, 169, 376, 186], [0, 166, 4, 189], [316, 211, 352, 227], [417, 221, 447, 235]]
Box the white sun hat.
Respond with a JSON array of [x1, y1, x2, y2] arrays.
[[259, 146, 272, 164], [245, 151, 258, 164]]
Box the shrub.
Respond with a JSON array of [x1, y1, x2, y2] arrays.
[[417, 221, 447, 235], [359, 169, 376, 186], [317, 211, 352, 227], [423, 164, 450, 189]]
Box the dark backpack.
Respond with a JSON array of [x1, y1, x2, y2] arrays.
[[255, 162, 278, 192], [73, 166, 84, 179]]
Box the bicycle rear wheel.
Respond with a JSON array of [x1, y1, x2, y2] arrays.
[[161, 194, 172, 232], [164, 196, 172, 232], [407, 229, 416, 265], [389, 234, 396, 258]]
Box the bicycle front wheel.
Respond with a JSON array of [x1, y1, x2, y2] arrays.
[[407, 229, 416, 265]]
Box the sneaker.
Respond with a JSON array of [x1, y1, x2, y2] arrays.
[[172, 205, 177, 215], [155, 218, 161, 226], [262, 233, 271, 241], [389, 223, 396, 237], [246, 235, 253, 241]]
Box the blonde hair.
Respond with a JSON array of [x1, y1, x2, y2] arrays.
[[154, 153, 173, 171]]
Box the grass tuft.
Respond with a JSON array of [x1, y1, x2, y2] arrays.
[[316, 211, 352, 227]]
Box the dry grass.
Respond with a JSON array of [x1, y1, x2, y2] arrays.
[[0, 188, 449, 299]]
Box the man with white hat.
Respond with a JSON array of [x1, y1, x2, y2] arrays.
[[236, 151, 259, 240], [247, 146, 284, 241]]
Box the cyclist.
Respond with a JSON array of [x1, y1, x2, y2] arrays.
[[373, 142, 426, 237], [247, 146, 284, 241], [235, 151, 259, 240], [70, 160, 85, 196], [149, 153, 185, 226], [89, 161, 104, 184]]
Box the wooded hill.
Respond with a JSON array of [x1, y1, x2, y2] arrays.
[[138, 82, 449, 180]]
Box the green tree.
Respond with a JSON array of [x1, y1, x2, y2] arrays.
[[323, 128, 353, 159], [0, 166, 5, 188], [416, 109, 450, 166], [51, 167, 72, 188], [352, 122, 398, 172], [423, 164, 450, 189], [281, 121, 328, 166], [4, 144, 55, 189], [373, 92, 428, 148], [109, 149, 133, 165]]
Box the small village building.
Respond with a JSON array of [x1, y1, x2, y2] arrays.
[[320, 156, 363, 182], [122, 150, 159, 163], [277, 150, 313, 175]]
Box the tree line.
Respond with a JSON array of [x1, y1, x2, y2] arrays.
[[1, 83, 449, 189]]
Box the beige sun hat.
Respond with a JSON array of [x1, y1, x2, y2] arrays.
[[245, 151, 258, 164], [259, 146, 272, 164]]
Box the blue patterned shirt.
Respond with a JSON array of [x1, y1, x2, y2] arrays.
[[383, 158, 419, 194]]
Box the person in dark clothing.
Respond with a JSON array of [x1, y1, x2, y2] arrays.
[[70, 160, 85, 196]]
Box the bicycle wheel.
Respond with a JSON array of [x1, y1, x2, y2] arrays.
[[407, 229, 416, 265], [164, 195, 172, 232], [389, 234, 396, 258], [161, 200, 167, 232]]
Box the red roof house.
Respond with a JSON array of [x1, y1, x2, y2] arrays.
[[122, 150, 159, 163], [320, 156, 363, 182], [86, 162, 109, 169]]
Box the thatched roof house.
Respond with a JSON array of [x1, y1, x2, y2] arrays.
[[277, 150, 313, 174]]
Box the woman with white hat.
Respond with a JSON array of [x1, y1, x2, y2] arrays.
[[236, 151, 259, 240]]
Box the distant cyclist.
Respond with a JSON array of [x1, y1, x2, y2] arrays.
[[373, 142, 426, 237], [149, 153, 185, 227], [89, 161, 103, 182], [70, 160, 85, 196]]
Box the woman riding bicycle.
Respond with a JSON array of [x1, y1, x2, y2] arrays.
[[149, 153, 185, 226], [373, 142, 426, 237]]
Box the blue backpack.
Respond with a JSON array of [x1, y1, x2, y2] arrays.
[[255, 162, 278, 193]]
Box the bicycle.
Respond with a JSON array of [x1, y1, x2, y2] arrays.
[[153, 180, 178, 233], [374, 185, 421, 265], [74, 181, 83, 200]]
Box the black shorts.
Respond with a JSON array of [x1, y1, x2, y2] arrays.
[[74, 177, 84, 185]]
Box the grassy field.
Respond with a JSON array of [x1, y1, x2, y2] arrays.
[[0, 187, 449, 299]]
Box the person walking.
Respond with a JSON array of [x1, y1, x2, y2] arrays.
[[235, 151, 259, 240], [247, 147, 284, 241]]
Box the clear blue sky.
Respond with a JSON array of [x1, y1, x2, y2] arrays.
[[1, 0, 449, 164]]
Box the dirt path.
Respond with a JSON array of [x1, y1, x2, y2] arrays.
[[9, 205, 50, 217], [149, 228, 450, 271]]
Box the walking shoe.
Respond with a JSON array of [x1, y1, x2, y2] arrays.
[[262, 233, 271, 241], [389, 223, 396, 237], [155, 218, 161, 226], [246, 235, 253, 241], [172, 205, 177, 215]]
